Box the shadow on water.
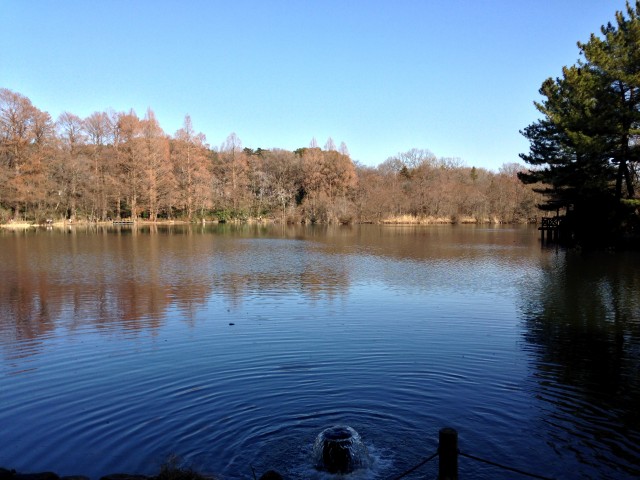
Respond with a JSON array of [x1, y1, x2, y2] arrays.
[[519, 249, 640, 478]]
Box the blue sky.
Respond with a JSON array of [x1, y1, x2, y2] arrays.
[[1, 1, 631, 171]]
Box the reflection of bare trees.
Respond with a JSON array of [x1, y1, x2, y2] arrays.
[[208, 229, 351, 306], [1, 224, 548, 362], [519, 251, 640, 477], [0, 225, 355, 352], [0, 228, 185, 348], [210, 265, 350, 306]]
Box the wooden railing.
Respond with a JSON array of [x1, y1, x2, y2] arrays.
[[540, 217, 560, 230]]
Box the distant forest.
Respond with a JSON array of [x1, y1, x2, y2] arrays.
[[0, 88, 542, 225]]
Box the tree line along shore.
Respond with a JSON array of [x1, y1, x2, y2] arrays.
[[0, 88, 541, 227]]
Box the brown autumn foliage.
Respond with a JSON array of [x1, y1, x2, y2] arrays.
[[0, 88, 542, 224]]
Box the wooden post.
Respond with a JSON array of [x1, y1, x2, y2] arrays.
[[438, 427, 458, 480]]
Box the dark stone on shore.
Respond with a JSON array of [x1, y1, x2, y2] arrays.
[[258, 471, 282, 480], [2, 471, 215, 480], [99, 475, 150, 480], [0, 469, 16, 480], [13, 473, 59, 480], [0, 472, 90, 480]]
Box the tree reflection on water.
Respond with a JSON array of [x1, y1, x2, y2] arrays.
[[520, 249, 640, 477], [0, 225, 351, 349]]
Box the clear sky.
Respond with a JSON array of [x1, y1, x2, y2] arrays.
[[0, 0, 631, 171]]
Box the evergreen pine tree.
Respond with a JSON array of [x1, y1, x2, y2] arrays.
[[519, 1, 640, 245]]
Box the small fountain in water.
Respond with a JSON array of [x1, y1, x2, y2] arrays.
[[312, 425, 370, 474]]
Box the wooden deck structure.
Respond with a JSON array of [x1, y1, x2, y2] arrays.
[[539, 216, 561, 242]]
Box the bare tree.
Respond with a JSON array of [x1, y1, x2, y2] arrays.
[[219, 132, 248, 213], [84, 111, 114, 220], [115, 110, 145, 219], [55, 112, 88, 220], [172, 115, 210, 220], [324, 137, 336, 151], [262, 149, 302, 221], [141, 108, 173, 221], [0, 89, 54, 219], [0, 89, 545, 225]]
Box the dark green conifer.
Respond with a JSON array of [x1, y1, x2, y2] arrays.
[[519, 1, 640, 245]]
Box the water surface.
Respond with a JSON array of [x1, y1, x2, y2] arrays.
[[0, 224, 638, 479]]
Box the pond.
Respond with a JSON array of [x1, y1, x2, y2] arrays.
[[0, 224, 638, 479]]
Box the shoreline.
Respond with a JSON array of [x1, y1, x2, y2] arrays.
[[0, 216, 534, 230]]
